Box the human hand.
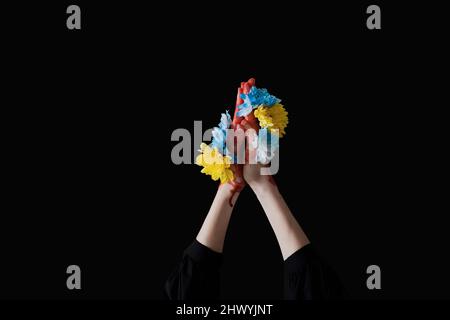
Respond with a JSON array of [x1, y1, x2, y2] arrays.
[[236, 120, 276, 190], [225, 80, 257, 194]]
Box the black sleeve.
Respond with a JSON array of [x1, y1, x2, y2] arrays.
[[164, 240, 222, 300], [284, 244, 344, 300]]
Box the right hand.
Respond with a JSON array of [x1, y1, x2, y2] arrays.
[[237, 120, 271, 188]]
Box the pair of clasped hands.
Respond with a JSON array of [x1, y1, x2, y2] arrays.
[[196, 79, 310, 261], [226, 78, 270, 197]]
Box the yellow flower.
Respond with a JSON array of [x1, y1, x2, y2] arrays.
[[195, 143, 234, 184], [254, 103, 288, 137]]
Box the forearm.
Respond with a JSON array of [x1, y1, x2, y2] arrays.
[[196, 183, 239, 253], [251, 180, 310, 260]]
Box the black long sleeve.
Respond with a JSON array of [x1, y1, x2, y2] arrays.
[[284, 244, 343, 300], [164, 240, 222, 300], [165, 241, 343, 300]]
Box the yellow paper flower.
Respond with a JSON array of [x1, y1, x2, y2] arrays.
[[195, 143, 234, 184], [254, 103, 288, 137]]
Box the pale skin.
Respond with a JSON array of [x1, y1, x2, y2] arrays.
[[196, 182, 240, 253], [196, 121, 310, 260]]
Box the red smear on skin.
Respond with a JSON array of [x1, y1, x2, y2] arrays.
[[227, 78, 256, 206], [268, 175, 277, 187]]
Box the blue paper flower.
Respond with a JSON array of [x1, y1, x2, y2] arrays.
[[236, 87, 281, 117], [218, 110, 231, 131], [210, 111, 232, 156]]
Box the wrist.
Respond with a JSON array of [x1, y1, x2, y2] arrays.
[[249, 177, 277, 196], [217, 182, 242, 205], [218, 182, 235, 193]]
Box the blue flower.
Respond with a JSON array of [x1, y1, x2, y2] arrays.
[[218, 110, 231, 131], [211, 111, 232, 156], [236, 87, 281, 117]]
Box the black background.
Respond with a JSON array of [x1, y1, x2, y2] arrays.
[[1, 1, 448, 300]]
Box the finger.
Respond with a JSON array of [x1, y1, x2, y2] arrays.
[[237, 82, 246, 127], [243, 115, 259, 132], [236, 87, 243, 106], [240, 120, 252, 131], [243, 82, 250, 94], [246, 130, 258, 164], [232, 87, 244, 127], [238, 120, 257, 164], [234, 125, 246, 165]]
